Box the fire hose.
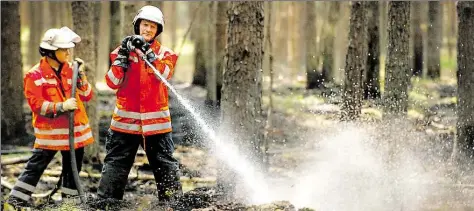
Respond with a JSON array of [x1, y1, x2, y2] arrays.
[[68, 61, 86, 203]]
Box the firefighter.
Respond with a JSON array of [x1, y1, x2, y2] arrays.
[[5, 27, 94, 208], [98, 5, 182, 208]]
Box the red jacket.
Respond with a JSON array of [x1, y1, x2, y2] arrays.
[[24, 57, 94, 150], [105, 40, 178, 136]]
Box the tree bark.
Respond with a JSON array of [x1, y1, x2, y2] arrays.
[[453, 2, 474, 168], [341, 2, 369, 121], [383, 2, 411, 115], [427, 1, 442, 79], [71, 1, 100, 163], [411, 2, 424, 77], [1, 1, 27, 143], [215, 1, 228, 106], [305, 1, 323, 89], [218, 1, 264, 197], [192, 4, 210, 87], [364, 1, 380, 99]]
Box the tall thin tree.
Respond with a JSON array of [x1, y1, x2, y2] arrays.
[[1, 1, 26, 143], [383, 2, 411, 115], [72, 1, 100, 163], [341, 2, 369, 121], [453, 1, 474, 168], [218, 1, 264, 197]]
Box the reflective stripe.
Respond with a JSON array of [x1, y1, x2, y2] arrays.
[[61, 187, 78, 195], [142, 122, 172, 133], [10, 189, 30, 201], [78, 84, 92, 96], [114, 107, 140, 119], [162, 65, 171, 79], [35, 130, 92, 146], [34, 78, 46, 86], [34, 124, 90, 135], [107, 69, 122, 86], [40, 101, 51, 115], [110, 119, 141, 132], [114, 107, 170, 120], [15, 181, 36, 192]]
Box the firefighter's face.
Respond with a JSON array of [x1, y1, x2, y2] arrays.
[[139, 20, 158, 42], [55, 48, 70, 63]]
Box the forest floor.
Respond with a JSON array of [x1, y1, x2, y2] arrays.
[[2, 77, 474, 211]]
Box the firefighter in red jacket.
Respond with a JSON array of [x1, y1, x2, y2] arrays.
[[6, 27, 94, 208], [98, 5, 182, 205]]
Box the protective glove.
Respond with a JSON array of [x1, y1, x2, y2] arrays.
[[61, 98, 78, 111], [112, 36, 133, 69], [130, 35, 158, 63], [74, 58, 88, 87]]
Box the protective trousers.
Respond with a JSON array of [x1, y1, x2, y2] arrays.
[[97, 129, 182, 202], [8, 148, 84, 203]]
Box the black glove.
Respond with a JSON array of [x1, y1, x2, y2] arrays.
[[112, 36, 133, 69], [131, 35, 158, 63]]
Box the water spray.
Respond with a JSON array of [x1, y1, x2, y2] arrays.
[[133, 46, 271, 203]]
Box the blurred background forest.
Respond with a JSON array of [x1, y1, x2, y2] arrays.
[[2, 1, 474, 210]]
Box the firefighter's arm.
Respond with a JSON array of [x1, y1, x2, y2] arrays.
[[75, 58, 93, 102], [152, 50, 178, 80], [105, 49, 126, 89], [24, 74, 66, 118]]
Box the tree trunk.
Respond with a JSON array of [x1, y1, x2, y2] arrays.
[[321, 2, 342, 83], [427, 1, 442, 79], [192, 4, 209, 87], [364, 1, 380, 99], [71, 1, 100, 163], [305, 1, 323, 89], [453, 2, 474, 168], [341, 2, 369, 121], [412, 2, 424, 77], [218, 1, 264, 197], [215, 2, 228, 106], [121, 2, 139, 38], [383, 2, 410, 115], [1, 1, 26, 143], [206, 2, 217, 106], [28, 2, 42, 68], [109, 1, 121, 52]]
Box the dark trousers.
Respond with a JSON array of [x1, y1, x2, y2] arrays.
[[8, 148, 84, 202], [97, 129, 182, 202]]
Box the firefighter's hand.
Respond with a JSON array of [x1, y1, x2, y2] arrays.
[[62, 98, 78, 111], [75, 58, 88, 85], [113, 36, 133, 69], [131, 35, 158, 63]]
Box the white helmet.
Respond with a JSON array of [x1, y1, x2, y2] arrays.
[[132, 5, 164, 37], [39, 27, 81, 50]]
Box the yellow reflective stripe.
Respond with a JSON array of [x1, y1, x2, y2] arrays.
[[61, 187, 78, 195], [10, 190, 30, 201], [162, 65, 171, 79], [34, 124, 90, 135], [35, 130, 93, 146], [107, 69, 122, 85], [40, 101, 51, 115], [34, 78, 47, 86], [114, 107, 170, 120], [142, 122, 172, 133], [110, 119, 141, 132], [77, 83, 92, 96], [15, 181, 36, 192]]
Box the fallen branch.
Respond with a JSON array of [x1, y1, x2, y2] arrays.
[[2, 155, 31, 165]]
